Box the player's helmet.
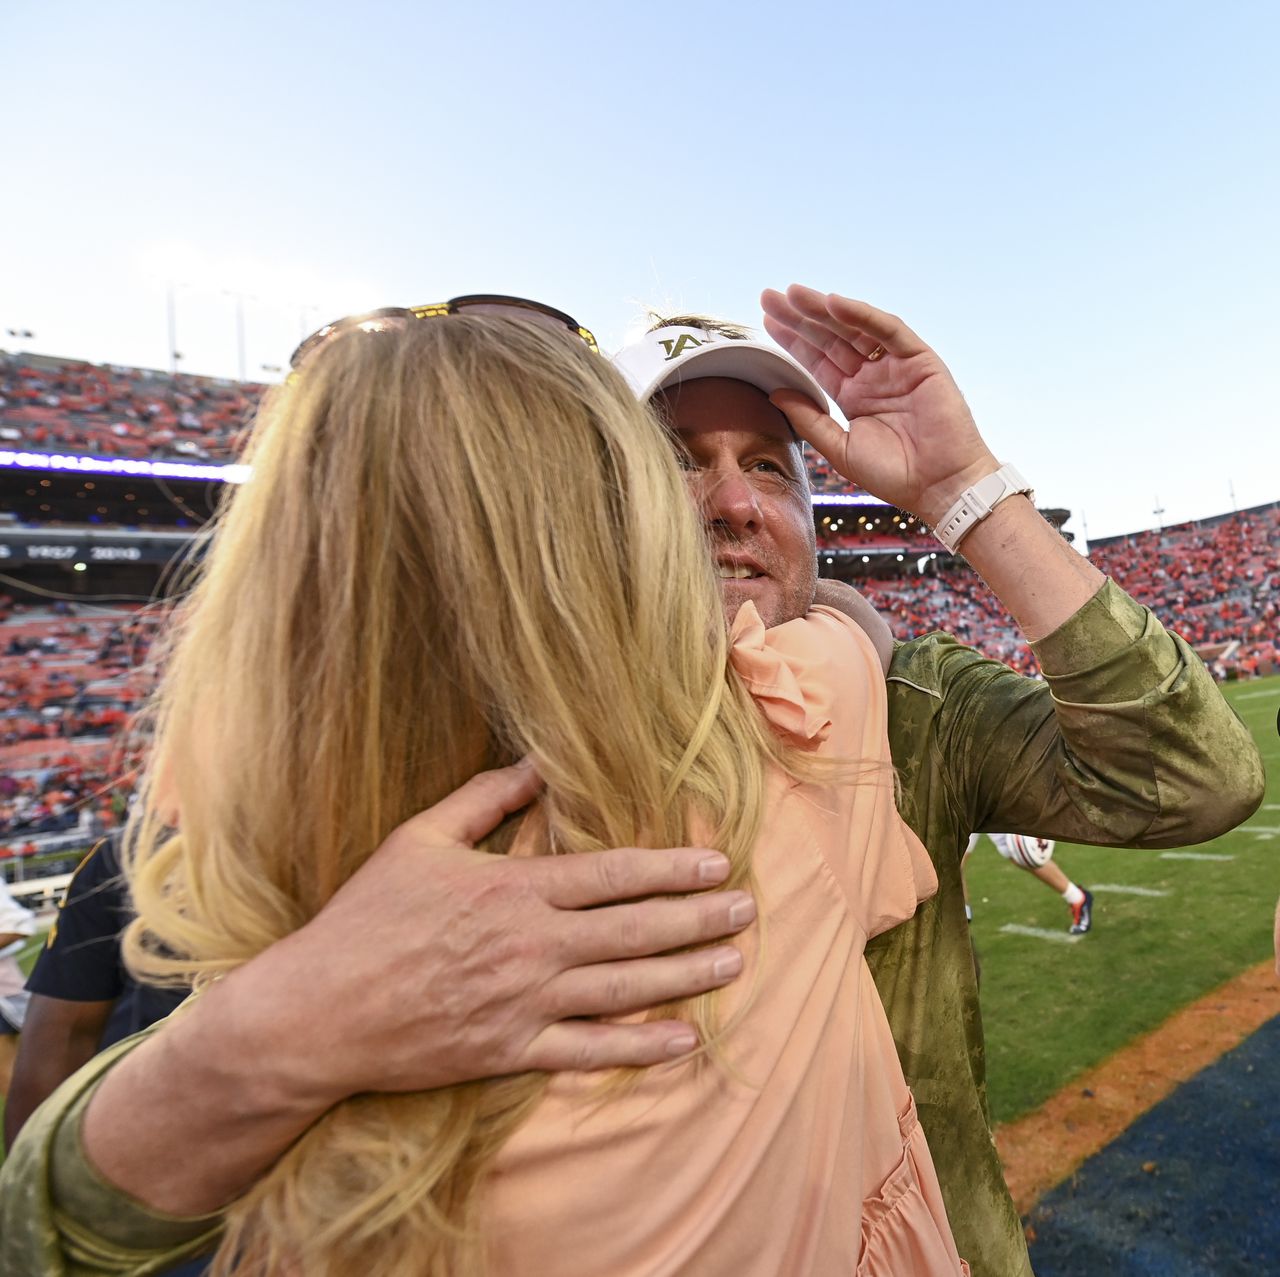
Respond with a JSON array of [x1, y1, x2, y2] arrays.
[[1005, 834, 1055, 869]]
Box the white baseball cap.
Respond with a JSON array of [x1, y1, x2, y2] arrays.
[[612, 325, 829, 410]]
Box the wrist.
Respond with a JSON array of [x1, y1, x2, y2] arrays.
[[178, 944, 349, 1118], [227, 940, 355, 1112], [927, 462, 1034, 553], [81, 966, 339, 1217], [916, 453, 1000, 528]]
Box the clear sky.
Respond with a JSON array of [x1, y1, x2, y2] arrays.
[[3, 0, 1277, 543]]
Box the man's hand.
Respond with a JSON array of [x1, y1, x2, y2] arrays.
[[761, 286, 998, 526], [256, 759, 756, 1103], [764, 284, 1104, 641], [83, 761, 756, 1215]]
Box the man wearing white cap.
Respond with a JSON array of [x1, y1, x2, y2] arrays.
[[611, 285, 1264, 1277]]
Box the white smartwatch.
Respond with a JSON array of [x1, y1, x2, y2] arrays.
[[932, 464, 1034, 552]]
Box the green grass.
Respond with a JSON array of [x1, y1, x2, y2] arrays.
[[971, 673, 1280, 1125]]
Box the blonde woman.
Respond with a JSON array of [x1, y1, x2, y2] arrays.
[[1, 306, 965, 1276]]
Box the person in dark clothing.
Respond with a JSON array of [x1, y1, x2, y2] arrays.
[[4, 835, 188, 1150]]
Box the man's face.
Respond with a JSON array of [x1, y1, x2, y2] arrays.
[[658, 377, 817, 628]]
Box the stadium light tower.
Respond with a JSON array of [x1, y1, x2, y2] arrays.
[[166, 282, 185, 375], [223, 291, 257, 383]]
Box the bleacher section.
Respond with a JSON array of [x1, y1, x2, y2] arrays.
[[1, 352, 260, 464], [0, 598, 160, 857], [1088, 503, 1280, 679], [4, 351, 868, 499]]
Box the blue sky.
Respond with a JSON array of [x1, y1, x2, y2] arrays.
[[2, 0, 1277, 542]]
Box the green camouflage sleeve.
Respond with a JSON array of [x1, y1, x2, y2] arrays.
[[0, 1027, 220, 1276], [936, 578, 1264, 846]]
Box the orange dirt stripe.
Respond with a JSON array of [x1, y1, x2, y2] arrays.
[[994, 959, 1280, 1215]]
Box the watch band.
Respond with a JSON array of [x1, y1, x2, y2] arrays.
[[932, 464, 1034, 552]]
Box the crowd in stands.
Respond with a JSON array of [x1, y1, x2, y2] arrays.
[[1088, 503, 1280, 680], [0, 596, 161, 857], [1, 351, 877, 497], [0, 353, 260, 464], [849, 502, 1280, 680], [858, 568, 1041, 674]]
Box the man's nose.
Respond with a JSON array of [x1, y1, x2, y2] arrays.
[[695, 468, 763, 536]]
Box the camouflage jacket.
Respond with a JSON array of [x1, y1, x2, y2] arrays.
[[869, 579, 1264, 1277]]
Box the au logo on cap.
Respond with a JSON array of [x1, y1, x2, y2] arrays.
[[658, 333, 713, 362]]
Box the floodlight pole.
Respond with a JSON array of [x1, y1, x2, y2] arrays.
[[166, 283, 178, 375]]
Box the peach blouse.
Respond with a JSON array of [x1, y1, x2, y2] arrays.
[[486, 604, 969, 1276]]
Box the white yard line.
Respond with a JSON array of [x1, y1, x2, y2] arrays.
[[998, 924, 1084, 945], [1091, 883, 1171, 897], [1242, 825, 1280, 834], [1233, 689, 1278, 701], [1160, 852, 1235, 862]]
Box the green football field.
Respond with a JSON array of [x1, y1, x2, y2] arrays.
[[969, 673, 1280, 1125]]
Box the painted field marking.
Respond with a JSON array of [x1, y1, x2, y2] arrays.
[[1160, 851, 1235, 862], [1091, 883, 1171, 897], [1263, 804, 1280, 811], [1242, 825, 1280, 834], [999, 924, 1083, 945], [1233, 689, 1277, 700]]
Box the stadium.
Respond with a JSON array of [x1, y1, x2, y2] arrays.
[[1, 341, 1277, 1274]]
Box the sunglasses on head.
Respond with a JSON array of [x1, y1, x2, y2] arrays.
[[289, 294, 599, 370]]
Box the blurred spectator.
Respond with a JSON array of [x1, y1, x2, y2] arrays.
[[5, 835, 189, 1149]]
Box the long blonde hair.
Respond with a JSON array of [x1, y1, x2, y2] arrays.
[[123, 315, 808, 1275]]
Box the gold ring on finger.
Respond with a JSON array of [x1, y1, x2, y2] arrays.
[[865, 344, 886, 362]]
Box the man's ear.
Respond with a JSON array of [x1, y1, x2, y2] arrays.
[[812, 580, 893, 676]]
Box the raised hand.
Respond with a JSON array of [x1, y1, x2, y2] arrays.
[[761, 285, 998, 525]]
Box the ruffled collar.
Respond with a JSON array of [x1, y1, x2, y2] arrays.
[[729, 602, 833, 746]]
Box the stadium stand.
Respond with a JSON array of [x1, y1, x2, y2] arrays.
[[814, 509, 936, 550], [817, 501, 1280, 680], [0, 597, 158, 859], [1, 352, 260, 464], [854, 568, 1042, 675], [1087, 503, 1280, 680]]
